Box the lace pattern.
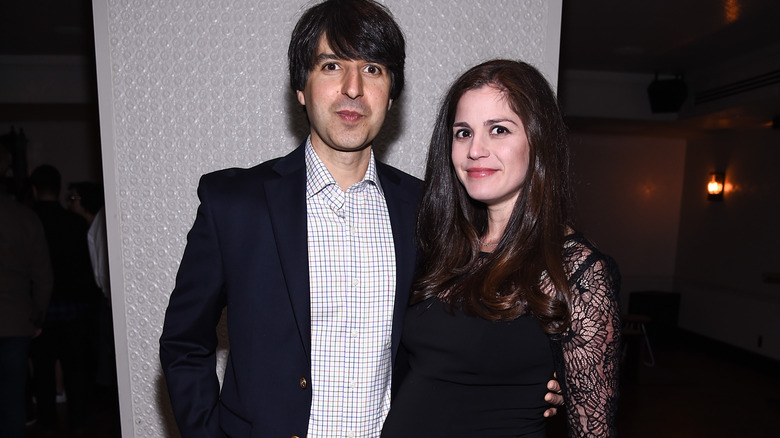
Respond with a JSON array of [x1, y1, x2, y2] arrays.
[[554, 234, 621, 437]]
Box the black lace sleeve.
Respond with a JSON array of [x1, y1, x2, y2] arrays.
[[559, 236, 621, 437]]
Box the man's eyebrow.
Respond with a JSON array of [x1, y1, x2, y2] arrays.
[[314, 53, 341, 64], [314, 53, 384, 66]]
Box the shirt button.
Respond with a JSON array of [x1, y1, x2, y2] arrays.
[[347, 432, 355, 438], [349, 379, 357, 388], [352, 278, 359, 287], [299, 377, 307, 389], [351, 329, 359, 338]]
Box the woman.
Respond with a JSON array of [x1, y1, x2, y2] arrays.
[[382, 60, 620, 437]]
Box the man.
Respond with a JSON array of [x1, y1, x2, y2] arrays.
[[66, 182, 116, 393], [160, 1, 561, 437], [0, 146, 52, 438], [29, 165, 101, 432], [65, 182, 110, 304]]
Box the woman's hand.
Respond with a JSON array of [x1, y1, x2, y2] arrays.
[[543, 373, 564, 417]]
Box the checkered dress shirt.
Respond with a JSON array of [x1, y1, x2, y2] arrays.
[[304, 140, 396, 438]]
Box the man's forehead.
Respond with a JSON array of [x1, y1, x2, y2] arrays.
[[313, 34, 381, 65], [315, 37, 347, 60], [315, 34, 333, 54]]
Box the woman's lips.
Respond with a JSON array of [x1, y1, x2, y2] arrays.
[[466, 167, 497, 177]]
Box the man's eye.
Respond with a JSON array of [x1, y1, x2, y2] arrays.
[[365, 65, 382, 74], [323, 63, 339, 71]]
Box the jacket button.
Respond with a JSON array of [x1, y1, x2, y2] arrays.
[[299, 377, 307, 389]]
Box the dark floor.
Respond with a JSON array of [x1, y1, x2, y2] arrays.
[[24, 385, 120, 438], [25, 330, 780, 437], [548, 330, 780, 437]]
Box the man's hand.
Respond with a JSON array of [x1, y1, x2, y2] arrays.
[[543, 373, 564, 417]]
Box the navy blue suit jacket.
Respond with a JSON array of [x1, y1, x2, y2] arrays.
[[160, 144, 422, 437]]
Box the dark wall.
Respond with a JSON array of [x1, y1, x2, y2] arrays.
[[675, 127, 780, 359], [569, 132, 686, 311]]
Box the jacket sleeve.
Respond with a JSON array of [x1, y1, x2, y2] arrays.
[[561, 246, 621, 437], [159, 175, 228, 438]]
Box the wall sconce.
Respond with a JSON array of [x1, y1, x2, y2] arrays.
[[707, 172, 725, 201]]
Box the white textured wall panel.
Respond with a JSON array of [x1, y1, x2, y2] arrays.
[[92, 0, 561, 435]]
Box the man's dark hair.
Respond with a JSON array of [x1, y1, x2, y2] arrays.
[[288, 0, 406, 100], [30, 164, 62, 196]]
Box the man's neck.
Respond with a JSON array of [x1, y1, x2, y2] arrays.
[[311, 142, 372, 191]]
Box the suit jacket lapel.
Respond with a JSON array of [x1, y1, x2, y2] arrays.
[[378, 163, 419, 360], [265, 144, 311, 362]]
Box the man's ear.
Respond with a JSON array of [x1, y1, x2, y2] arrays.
[[296, 90, 306, 106]]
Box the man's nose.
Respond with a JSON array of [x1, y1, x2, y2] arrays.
[[342, 67, 363, 99]]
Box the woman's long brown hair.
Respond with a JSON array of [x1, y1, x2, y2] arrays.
[[412, 60, 573, 335]]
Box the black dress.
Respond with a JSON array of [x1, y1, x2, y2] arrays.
[[381, 299, 553, 437], [382, 234, 621, 437]]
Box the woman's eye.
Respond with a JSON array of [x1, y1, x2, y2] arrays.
[[490, 125, 510, 135], [454, 129, 472, 139]]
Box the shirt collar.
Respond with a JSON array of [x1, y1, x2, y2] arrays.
[[304, 136, 383, 198]]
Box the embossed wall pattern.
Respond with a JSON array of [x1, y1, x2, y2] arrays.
[[93, 0, 559, 435]]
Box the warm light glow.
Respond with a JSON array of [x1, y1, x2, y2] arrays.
[[707, 176, 723, 195], [724, 0, 741, 23], [707, 172, 725, 201]]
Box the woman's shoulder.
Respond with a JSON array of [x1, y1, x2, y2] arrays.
[[562, 231, 620, 287]]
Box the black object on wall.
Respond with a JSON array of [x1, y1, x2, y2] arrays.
[[647, 74, 688, 113]]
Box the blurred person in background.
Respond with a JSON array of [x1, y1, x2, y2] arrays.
[[0, 145, 53, 438], [29, 165, 101, 433]]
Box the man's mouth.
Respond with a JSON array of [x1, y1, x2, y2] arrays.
[[337, 110, 364, 123]]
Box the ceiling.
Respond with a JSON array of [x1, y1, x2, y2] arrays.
[[559, 0, 780, 135], [2, 0, 779, 134], [559, 0, 780, 74]]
